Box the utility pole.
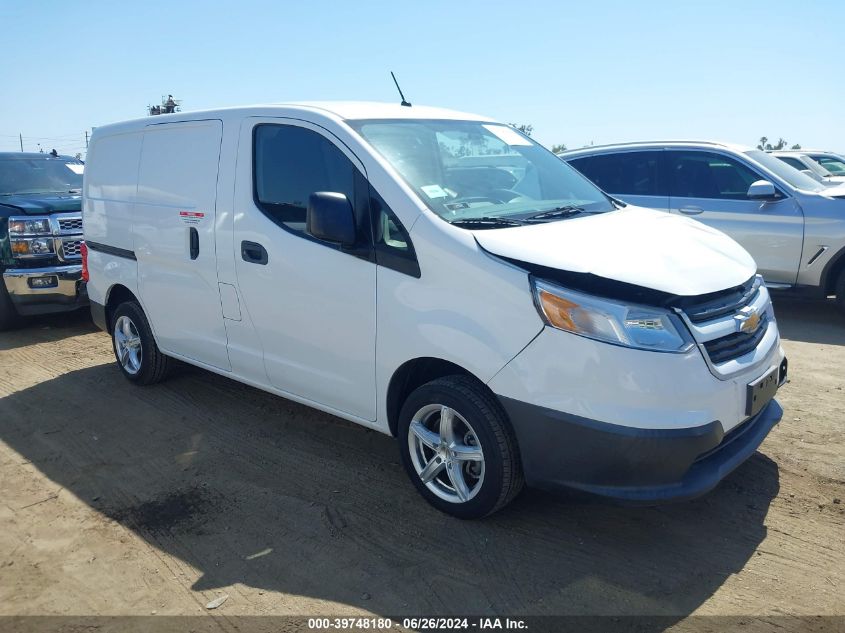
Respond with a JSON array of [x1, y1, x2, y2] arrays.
[[19, 133, 23, 152], [85, 131, 89, 149]]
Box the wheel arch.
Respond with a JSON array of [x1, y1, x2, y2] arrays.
[[386, 357, 492, 437], [104, 283, 139, 331], [822, 245, 845, 296]]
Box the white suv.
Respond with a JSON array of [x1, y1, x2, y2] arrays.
[[562, 141, 845, 310], [83, 106, 786, 517]]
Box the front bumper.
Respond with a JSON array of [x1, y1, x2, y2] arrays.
[[499, 395, 783, 502], [3, 264, 88, 315]]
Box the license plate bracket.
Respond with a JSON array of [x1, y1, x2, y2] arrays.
[[746, 365, 779, 417]]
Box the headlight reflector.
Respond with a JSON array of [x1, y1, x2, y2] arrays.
[[533, 280, 694, 353], [9, 217, 51, 235]]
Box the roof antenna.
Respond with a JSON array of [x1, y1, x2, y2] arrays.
[[391, 72, 412, 107]]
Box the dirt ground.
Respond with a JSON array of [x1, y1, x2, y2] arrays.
[[0, 297, 843, 629]]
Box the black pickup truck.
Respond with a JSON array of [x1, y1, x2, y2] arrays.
[[0, 152, 87, 329]]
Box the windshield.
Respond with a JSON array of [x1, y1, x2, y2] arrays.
[[0, 157, 84, 196], [745, 150, 825, 193], [794, 155, 833, 178], [348, 119, 614, 225], [811, 154, 845, 176]]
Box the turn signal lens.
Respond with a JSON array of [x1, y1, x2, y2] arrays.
[[537, 290, 580, 332], [10, 238, 55, 256]]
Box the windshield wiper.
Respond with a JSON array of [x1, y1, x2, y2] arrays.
[[524, 206, 584, 221], [448, 216, 527, 228]]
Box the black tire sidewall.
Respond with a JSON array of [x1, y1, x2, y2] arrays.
[[111, 302, 157, 384], [398, 378, 509, 519]]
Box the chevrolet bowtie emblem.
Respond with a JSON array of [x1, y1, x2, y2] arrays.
[[735, 306, 762, 334]]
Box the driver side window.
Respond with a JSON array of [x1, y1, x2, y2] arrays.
[[669, 151, 763, 200], [253, 124, 355, 234]]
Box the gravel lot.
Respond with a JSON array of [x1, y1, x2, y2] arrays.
[[0, 298, 843, 628]]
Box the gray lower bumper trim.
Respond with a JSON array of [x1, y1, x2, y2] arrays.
[[498, 395, 783, 502]]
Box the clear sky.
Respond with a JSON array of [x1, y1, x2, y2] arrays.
[[1, 0, 842, 157]]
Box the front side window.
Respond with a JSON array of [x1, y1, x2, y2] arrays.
[[348, 119, 614, 228], [569, 151, 665, 196], [254, 125, 355, 234], [0, 157, 83, 196], [669, 151, 763, 200]]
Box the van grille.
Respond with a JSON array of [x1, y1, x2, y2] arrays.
[[675, 276, 775, 371], [677, 276, 759, 324], [703, 314, 770, 364]]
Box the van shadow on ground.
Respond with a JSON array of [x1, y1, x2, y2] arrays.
[[0, 360, 779, 622]]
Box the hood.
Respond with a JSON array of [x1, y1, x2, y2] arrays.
[[473, 206, 756, 296], [819, 183, 845, 199], [0, 193, 82, 216]]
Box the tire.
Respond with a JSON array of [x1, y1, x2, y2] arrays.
[[398, 375, 524, 519], [111, 301, 171, 385], [835, 269, 845, 315], [0, 281, 20, 331]]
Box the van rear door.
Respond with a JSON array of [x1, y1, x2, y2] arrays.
[[135, 120, 230, 370]]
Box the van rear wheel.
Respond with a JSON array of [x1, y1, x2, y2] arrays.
[[111, 301, 171, 385], [398, 375, 524, 519]]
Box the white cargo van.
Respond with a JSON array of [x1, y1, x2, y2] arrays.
[[83, 103, 787, 518]]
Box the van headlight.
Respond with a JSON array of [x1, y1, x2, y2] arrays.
[[532, 279, 694, 353]]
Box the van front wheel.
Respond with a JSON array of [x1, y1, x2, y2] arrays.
[[111, 301, 171, 385], [398, 376, 524, 519]]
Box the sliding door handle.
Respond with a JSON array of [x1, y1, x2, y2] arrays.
[[189, 228, 199, 260]]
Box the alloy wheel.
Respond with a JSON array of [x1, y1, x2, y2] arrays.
[[407, 403, 485, 503], [114, 315, 143, 375]]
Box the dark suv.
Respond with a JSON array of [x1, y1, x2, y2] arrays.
[[0, 152, 86, 329]]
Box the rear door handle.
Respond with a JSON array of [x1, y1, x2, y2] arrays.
[[679, 206, 703, 215], [241, 240, 268, 265]]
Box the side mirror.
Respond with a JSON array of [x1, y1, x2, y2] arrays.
[[800, 169, 823, 182], [747, 180, 778, 200], [306, 192, 356, 246]]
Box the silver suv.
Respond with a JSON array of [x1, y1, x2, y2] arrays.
[[561, 141, 845, 310]]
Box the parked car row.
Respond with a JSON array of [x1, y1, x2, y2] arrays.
[[560, 142, 845, 310], [77, 103, 787, 517], [771, 150, 845, 186]]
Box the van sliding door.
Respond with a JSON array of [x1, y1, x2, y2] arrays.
[[135, 120, 230, 370]]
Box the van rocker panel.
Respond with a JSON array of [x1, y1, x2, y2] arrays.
[[498, 396, 782, 501]]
